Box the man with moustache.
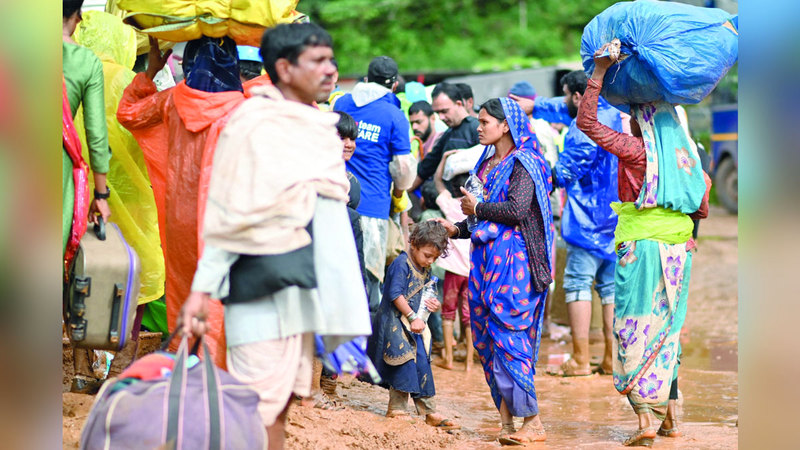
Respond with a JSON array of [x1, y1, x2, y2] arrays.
[[408, 100, 442, 160], [410, 82, 479, 202], [512, 70, 622, 378], [180, 23, 371, 449]]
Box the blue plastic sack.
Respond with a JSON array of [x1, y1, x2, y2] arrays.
[[581, 0, 738, 111]]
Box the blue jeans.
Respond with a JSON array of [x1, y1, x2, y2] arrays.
[[563, 243, 615, 304]]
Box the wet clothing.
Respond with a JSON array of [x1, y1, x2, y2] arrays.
[[533, 93, 621, 261], [72, 12, 166, 303], [577, 78, 710, 417], [369, 252, 435, 399], [117, 70, 271, 368], [454, 98, 554, 418], [62, 41, 110, 256]]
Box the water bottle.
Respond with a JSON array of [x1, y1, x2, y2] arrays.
[[416, 276, 439, 322], [464, 171, 484, 231]]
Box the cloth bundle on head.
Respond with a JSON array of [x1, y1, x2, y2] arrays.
[[508, 81, 536, 101], [184, 36, 243, 93]]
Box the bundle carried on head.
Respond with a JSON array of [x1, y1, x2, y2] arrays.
[[115, 0, 306, 46], [581, 0, 738, 111]]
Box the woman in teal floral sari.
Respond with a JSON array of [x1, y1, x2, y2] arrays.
[[578, 47, 711, 446]]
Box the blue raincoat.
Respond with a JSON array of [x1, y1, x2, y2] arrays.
[[532, 95, 621, 260]]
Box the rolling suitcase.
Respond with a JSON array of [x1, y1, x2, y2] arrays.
[[65, 218, 141, 351]]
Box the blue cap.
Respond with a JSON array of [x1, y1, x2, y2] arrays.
[[508, 81, 536, 100], [405, 81, 427, 103], [237, 45, 262, 63]]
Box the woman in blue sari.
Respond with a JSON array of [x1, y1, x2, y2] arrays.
[[436, 98, 554, 445]]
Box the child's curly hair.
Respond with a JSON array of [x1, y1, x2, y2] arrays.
[[409, 220, 450, 258]]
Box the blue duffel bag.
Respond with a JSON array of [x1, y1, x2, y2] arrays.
[[581, 0, 738, 111]]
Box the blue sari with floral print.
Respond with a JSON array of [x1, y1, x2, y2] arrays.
[[468, 98, 554, 417], [611, 102, 707, 417]]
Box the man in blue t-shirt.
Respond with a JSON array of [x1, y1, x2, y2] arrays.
[[334, 56, 417, 313]]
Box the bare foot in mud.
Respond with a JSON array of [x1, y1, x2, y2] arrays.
[[508, 420, 546, 443], [623, 427, 656, 447], [435, 360, 454, 370]]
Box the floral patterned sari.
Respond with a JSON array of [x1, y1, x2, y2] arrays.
[[611, 102, 707, 417], [469, 98, 554, 417]]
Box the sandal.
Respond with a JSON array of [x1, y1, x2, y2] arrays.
[[593, 364, 613, 375], [498, 423, 522, 446], [623, 427, 656, 447], [313, 393, 345, 411], [657, 425, 682, 438], [550, 358, 592, 377], [70, 376, 103, 395], [425, 414, 460, 431]]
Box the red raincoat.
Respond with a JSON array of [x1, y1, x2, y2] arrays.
[[117, 72, 271, 367]]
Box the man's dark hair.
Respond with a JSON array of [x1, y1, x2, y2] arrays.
[[431, 82, 462, 104], [480, 98, 505, 121], [455, 83, 473, 102], [239, 60, 263, 81], [449, 173, 470, 198], [396, 74, 406, 94], [334, 111, 358, 140], [64, 0, 84, 18], [408, 100, 434, 117], [260, 23, 333, 83], [560, 70, 588, 96]]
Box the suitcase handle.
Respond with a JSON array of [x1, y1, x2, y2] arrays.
[[108, 284, 123, 346], [166, 335, 222, 449], [93, 216, 106, 241]]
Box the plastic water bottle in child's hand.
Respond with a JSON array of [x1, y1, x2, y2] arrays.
[[417, 276, 439, 322]]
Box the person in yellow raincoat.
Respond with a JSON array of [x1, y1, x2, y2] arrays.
[[72, 10, 167, 377]]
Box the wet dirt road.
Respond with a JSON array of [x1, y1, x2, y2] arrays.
[[289, 205, 738, 449], [63, 206, 737, 448]]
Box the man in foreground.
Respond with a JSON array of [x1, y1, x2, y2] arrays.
[[179, 23, 370, 449]]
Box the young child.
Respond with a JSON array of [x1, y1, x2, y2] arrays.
[[368, 221, 460, 430], [312, 111, 367, 409], [432, 150, 474, 371]]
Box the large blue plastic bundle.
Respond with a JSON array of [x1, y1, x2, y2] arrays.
[[581, 0, 738, 111]]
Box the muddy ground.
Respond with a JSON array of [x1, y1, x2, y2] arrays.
[[63, 205, 738, 449]]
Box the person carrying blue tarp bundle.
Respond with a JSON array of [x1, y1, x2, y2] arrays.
[[511, 70, 622, 379], [578, 0, 736, 445]]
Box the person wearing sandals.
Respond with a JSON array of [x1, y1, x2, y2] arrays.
[[367, 221, 460, 431], [436, 98, 555, 445], [577, 42, 711, 446]]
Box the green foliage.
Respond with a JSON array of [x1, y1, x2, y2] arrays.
[[300, 0, 618, 75]]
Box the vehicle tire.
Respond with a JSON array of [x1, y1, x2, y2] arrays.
[[715, 157, 738, 214]]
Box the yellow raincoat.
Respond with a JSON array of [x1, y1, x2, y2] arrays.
[[73, 11, 166, 305]]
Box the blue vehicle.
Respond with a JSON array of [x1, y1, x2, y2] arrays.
[[710, 104, 738, 213]]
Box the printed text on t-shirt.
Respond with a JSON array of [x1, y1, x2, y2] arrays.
[[357, 121, 382, 143]]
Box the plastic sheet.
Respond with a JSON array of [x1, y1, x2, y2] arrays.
[[116, 0, 303, 46], [581, 0, 738, 111], [74, 11, 166, 305]]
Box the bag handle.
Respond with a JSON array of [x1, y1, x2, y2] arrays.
[[165, 334, 222, 449]]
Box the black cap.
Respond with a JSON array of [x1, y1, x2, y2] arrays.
[[367, 56, 399, 88]]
